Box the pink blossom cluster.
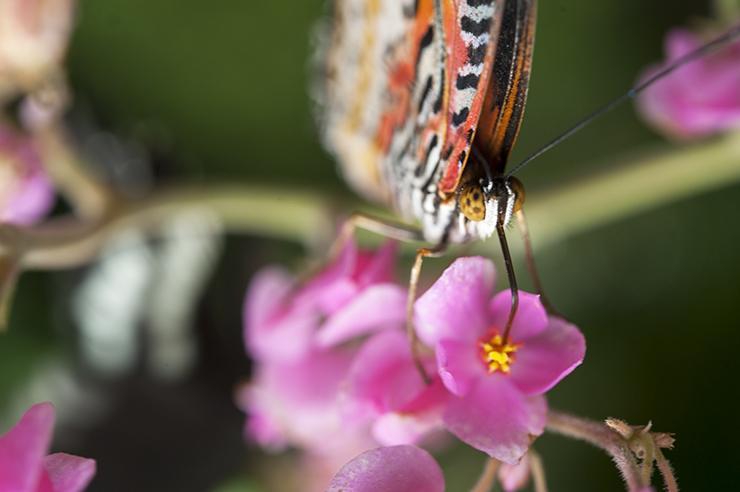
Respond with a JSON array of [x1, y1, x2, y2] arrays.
[[238, 239, 585, 489]]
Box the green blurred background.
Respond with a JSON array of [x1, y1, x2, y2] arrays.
[[2, 0, 739, 490]]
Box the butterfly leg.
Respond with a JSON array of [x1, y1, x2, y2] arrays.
[[332, 213, 444, 383], [330, 212, 425, 258], [407, 242, 448, 384], [496, 223, 519, 344], [514, 208, 564, 318]]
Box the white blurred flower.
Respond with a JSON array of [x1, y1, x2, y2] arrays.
[[0, 0, 76, 98]]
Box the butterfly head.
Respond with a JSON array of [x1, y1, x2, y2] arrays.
[[459, 175, 525, 233]]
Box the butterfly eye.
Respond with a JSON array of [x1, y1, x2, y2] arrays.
[[508, 176, 526, 213], [460, 183, 486, 222]]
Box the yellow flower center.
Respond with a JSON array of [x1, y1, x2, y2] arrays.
[[479, 334, 520, 374]]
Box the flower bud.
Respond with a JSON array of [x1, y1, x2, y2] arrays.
[[636, 26, 740, 139]]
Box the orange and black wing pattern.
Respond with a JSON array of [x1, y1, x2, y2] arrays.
[[320, 0, 536, 243], [475, 0, 536, 176]]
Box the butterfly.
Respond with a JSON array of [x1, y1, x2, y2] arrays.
[[320, 0, 539, 343], [321, 0, 534, 246], [318, 0, 740, 343]]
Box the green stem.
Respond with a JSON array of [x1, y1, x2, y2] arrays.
[[2, 133, 740, 271], [4, 185, 334, 270], [714, 0, 740, 21], [36, 125, 115, 220]]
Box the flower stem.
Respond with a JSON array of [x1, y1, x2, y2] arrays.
[[36, 125, 115, 219], [1, 184, 334, 270], [714, 0, 740, 22], [529, 450, 548, 492], [0, 251, 20, 330], [469, 457, 500, 492], [655, 448, 679, 492], [1, 132, 739, 269], [546, 410, 647, 491], [0, 131, 738, 326]]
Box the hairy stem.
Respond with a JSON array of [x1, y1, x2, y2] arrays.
[[655, 448, 679, 492], [546, 410, 647, 491]]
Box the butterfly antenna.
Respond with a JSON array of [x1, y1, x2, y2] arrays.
[[507, 23, 740, 177]]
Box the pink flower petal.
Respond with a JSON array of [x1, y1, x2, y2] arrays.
[[510, 317, 586, 396], [0, 402, 55, 492], [316, 284, 407, 348], [0, 128, 54, 225], [436, 339, 485, 396], [665, 29, 702, 69], [327, 445, 445, 492], [299, 240, 359, 313], [296, 240, 399, 315], [415, 257, 495, 346], [342, 331, 447, 445], [247, 309, 318, 363], [243, 407, 287, 451], [244, 267, 294, 336], [35, 473, 54, 492], [355, 241, 398, 287], [443, 377, 547, 464], [344, 330, 428, 419], [498, 453, 531, 491], [489, 291, 548, 342], [240, 347, 360, 453], [4, 169, 54, 225], [372, 378, 449, 446], [43, 453, 96, 492], [303, 239, 357, 296], [397, 377, 449, 415], [243, 268, 319, 362], [637, 28, 740, 139], [372, 411, 439, 447]]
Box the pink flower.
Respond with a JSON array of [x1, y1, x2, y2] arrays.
[[0, 402, 95, 492], [415, 257, 586, 464], [0, 126, 54, 225], [637, 28, 740, 139], [237, 344, 371, 455], [239, 239, 406, 454], [327, 445, 445, 492], [342, 330, 449, 445], [243, 240, 406, 363]]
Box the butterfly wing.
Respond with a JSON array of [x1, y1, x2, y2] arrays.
[[321, 1, 500, 204], [321, 0, 533, 243], [321, 0, 433, 205], [436, 0, 505, 195], [474, 0, 537, 175]]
